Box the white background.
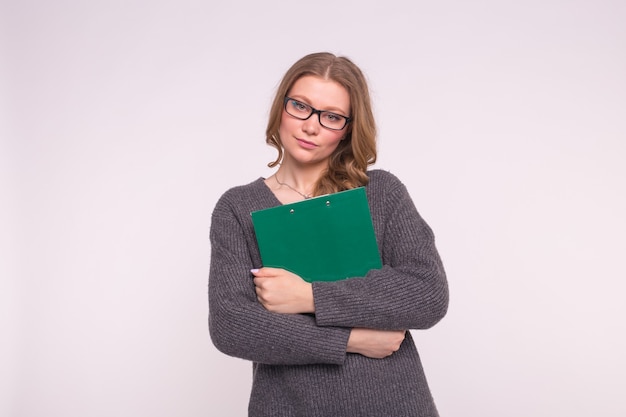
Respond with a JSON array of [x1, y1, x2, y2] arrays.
[[2, 1, 625, 416]]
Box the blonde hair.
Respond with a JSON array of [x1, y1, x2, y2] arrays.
[[266, 52, 377, 196]]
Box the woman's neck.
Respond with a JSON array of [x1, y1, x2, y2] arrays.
[[272, 159, 327, 200], [276, 169, 317, 192]]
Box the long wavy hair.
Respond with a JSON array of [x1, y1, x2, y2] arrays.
[[265, 52, 377, 196]]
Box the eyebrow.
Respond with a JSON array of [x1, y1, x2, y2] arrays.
[[288, 95, 350, 116]]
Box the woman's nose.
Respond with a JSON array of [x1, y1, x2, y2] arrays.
[[301, 113, 320, 135]]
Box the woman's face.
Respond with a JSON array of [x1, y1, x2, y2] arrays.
[[279, 75, 350, 169]]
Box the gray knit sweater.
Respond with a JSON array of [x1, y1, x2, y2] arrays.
[[209, 169, 449, 417]]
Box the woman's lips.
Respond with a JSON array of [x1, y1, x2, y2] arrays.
[[296, 138, 317, 149]]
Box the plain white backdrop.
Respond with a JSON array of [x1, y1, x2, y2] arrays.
[[2, 0, 625, 416]]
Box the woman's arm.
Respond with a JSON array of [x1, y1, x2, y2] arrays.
[[313, 178, 449, 331], [208, 196, 351, 366]]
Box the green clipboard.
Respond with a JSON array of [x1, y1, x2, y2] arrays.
[[251, 187, 382, 282]]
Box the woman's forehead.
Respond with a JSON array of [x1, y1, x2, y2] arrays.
[[288, 75, 351, 114]]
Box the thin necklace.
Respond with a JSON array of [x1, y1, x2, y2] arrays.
[[274, 173, 312, 199]]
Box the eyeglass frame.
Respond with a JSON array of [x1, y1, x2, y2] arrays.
[[283, 97, 352, 131]]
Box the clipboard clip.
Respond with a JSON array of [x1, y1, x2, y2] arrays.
[[289, 200, 331, 214]]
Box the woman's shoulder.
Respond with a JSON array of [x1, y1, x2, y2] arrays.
[[366, 169, 405, 191], [220, 177, 265, 198], [213, 177, 268, 213], [365, 169, 414, 211]]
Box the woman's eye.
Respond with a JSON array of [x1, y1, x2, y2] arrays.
[[324, 113, 340, 122], [291, 100, 308, 112]]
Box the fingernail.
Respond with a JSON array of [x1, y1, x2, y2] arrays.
[[250, 269, 259, 273]]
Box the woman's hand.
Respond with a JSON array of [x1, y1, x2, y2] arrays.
[[346, 328, 406, 359], [252, 267, 315, 314]]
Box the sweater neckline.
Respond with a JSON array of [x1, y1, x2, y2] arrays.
[[255, 171, 377, 207], [257, 177, 284, 207]]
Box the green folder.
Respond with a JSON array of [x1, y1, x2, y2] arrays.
[[251, 187, 382, 282]]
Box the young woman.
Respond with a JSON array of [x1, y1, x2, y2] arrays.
[[209, 52, 449, 416]]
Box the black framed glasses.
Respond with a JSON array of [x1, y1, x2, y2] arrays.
[[283, 97, 352, 131]]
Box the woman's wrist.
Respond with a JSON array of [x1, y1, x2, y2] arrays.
[[302, 282, 315, 313]]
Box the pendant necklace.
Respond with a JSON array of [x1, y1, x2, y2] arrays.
[[274, 173, 311, 199]]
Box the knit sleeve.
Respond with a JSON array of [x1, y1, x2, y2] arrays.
[[312, 174, 449, 330], [208, 193, 351, 365]]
